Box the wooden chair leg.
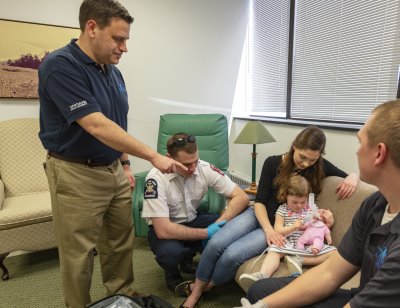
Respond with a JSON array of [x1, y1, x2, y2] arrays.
[[0, 252, 10, 281]]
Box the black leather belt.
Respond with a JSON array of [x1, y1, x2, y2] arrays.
[[47, 151, 115, 167]]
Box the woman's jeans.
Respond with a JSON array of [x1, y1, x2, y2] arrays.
[[196, 207, 268, 285], [148, 213, 219, 281]]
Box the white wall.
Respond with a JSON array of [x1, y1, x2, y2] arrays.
[[0, 0, 360, 180], [0, 0, 248, 172], [123, 0, 248, 171]]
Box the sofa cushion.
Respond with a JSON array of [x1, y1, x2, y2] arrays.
[[317, 176, 378, 245], [0, 192, 52, 230], [236, 253, 361, 292]]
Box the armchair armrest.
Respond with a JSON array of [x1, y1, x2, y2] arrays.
[[0, 179, 4, 210], [132, 171, 149, 237]]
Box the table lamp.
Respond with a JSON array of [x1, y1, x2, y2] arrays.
[[234, 121, 276, 194]]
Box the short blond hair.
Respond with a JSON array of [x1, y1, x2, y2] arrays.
[[368, 99, 400, 168]]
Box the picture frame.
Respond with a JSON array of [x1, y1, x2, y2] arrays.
[[0, 19, 80, 99]]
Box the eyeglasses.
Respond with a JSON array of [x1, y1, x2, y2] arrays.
[[170, 135, 196, 148]]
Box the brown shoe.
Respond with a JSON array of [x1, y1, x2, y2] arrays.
[[175, 280, 194, 297]]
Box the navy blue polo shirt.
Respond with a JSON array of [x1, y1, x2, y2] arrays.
[[38, 39, 129, 162]]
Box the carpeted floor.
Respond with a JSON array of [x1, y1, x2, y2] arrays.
[[1, 238, 245, 307]]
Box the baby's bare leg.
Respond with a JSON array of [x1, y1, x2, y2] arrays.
[[260, 251, 284, 278]]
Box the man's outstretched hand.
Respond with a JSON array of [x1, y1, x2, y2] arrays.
[[202, 221, 226, 247], [151, 153, 187, 174]]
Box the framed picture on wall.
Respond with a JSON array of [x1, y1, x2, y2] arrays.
[[0, 19, 80, 99]]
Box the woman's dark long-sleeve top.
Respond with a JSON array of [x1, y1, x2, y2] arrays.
[[255, 155, 348, 225]]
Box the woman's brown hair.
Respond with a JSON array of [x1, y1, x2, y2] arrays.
[[274, 125, 326, 196]]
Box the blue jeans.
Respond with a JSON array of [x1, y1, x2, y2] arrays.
[[196, 207, 268, 285], [148, 213, 219, 280]]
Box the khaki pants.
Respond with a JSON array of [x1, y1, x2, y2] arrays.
[[45, 156, 135, 308]]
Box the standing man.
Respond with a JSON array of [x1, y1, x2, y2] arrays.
[[142, 133, 249, 294], [38, 1, 185, 307], [238, 99, 400, 308]]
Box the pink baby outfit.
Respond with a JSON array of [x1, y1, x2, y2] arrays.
[[296, 219, 330, 252]]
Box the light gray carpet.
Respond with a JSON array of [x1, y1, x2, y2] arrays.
[[1, 238, 245, 307]]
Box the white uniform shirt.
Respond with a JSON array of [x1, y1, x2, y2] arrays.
[[142, 160, 235, 224]]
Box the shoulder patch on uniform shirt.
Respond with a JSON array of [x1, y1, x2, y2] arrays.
[[210, 164, 224, 176], [144, 179, 158, 199]]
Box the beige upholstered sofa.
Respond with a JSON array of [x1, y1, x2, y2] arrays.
[[235, 176, 378, 292], [0, 118, 56, 280]]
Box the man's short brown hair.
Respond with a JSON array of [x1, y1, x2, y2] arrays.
[[79, 0, 134, 31], [368, 99, 400, 168], [167, 133, 198, 158]]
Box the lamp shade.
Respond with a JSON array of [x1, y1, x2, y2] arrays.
[[234, 121, 276, 145]]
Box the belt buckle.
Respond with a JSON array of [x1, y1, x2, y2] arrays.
[[87, 159, 101, 167]]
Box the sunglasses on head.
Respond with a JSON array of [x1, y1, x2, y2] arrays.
[[171, 135, 196, 148]]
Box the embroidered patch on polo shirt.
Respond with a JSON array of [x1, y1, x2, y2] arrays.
[[69, 100, 87, 111], [210, 164, 224, 176], [118, 83, 127, 93], [144, 179, 158, 199]]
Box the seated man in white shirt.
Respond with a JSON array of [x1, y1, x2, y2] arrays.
[[142, 133, 249, 294]]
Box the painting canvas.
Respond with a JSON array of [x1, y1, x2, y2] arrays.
[[0, 19, 80, 99]]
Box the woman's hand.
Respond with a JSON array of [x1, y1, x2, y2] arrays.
[[266, 229, 285, 247], [336, 173, 359, 199]]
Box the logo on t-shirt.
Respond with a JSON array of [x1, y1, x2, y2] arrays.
[[144, 179, 158, 199], [375, 245, 387, 269]]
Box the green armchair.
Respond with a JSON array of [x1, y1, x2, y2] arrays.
[[132, 114, 230, 237]]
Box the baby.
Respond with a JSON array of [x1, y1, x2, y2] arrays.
[[296, 218, 332, 254]]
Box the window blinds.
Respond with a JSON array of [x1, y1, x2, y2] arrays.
[[249, 0, 400, 124], [249, 0, 290, 116]]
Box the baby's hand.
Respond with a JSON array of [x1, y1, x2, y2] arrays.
[[311, 247, 320, 255], [298, 222, 307, 231], [293, 219, 303, 230], [319, 209, 334, 228]]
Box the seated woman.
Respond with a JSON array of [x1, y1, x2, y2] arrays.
[[178, 125, 359, 308]]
